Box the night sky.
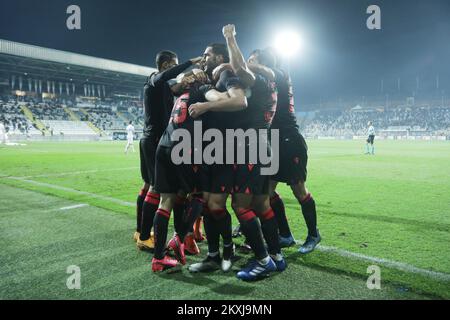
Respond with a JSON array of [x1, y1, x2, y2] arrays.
[[1, 0, 449, 105]]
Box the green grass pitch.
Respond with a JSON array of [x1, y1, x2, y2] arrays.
[[0, 139, 449, 299]]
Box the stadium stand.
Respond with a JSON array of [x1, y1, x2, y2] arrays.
[[301, 105, 450, 138], [0, 39, 154, 141], [0, 97, 41, 136], [40, 120, 96, 136]]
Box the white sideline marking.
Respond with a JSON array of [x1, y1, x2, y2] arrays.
[[317, 245, 450, 282], [60, 204, 89, 211], [3, 177, 449, 283], [6, 177, 134, 207], [18, 166, 139, 179]]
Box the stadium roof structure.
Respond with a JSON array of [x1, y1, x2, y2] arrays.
[[0, 39, 157, 94]]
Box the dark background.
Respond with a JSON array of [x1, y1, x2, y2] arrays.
[[1, 0, 449, 105]]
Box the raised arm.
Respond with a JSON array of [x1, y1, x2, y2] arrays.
[[248, 63, 275, 82], [152, 57, 202, 86], [222, 24, 256, 88]]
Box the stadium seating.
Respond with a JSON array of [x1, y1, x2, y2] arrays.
[[301, 105, 450, 137], [0, 98, 41, 136], [40, 120, 96, 136], [2, 94, 449, 140]]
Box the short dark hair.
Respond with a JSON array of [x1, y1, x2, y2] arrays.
[[263, 46, 282, 68], [155, 50, 177, 70], [250, 49, 276, 69], [208, 43, 230, 63]]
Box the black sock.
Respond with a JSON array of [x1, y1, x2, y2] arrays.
[[136, 188, 148, 232], [237, 209, 268, 260], [300, 194, 318, 237], [140, 192, 159, 241], [179, 197, 204, 241], [173, 196, 186, 236], [271, 193, 292, 238], [219, 210, 233, 246], [259, 208, 281, 256], [203, 206, 220, 254], [210, 208, 233, 247], [153, 208, 171, 260]]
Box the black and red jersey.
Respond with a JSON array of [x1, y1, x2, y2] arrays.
[[142, 60, 193, 138], [271, 68, 298, 132], [241, 73, 278, 130], [209, 72, 277, 131], [158, 83, 207, 148]]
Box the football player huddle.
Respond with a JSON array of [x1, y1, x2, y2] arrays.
[[133, 24, 320, 281]]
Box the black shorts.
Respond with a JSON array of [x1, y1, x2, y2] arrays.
[[207, 164, 234, 194], [233, 162, 270, 195], [271, 131, 308, 185], [139, 135, 159, 185], [154, 145, 208, 194], [231, 140, 271, 195], [367, 135, 375, 144]]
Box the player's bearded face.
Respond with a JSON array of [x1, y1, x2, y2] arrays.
[[202, 47, 220, 74]]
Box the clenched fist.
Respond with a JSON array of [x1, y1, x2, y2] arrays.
[[222, 24, 236, 38]]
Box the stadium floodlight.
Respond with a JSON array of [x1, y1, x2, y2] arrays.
[[274, 30, 302, 58]]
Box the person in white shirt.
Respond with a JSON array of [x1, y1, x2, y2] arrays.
[[125, 121, 135, 154], [0, 121, 8, 144], [365, 121, 375, 155]]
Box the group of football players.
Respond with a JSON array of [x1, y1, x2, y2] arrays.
[[133, 24, 321, 281]]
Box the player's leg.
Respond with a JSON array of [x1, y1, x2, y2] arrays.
[[232, 193, 277, 281], [269, 180, 295, 247], [168, 190, 202, 259], [193, 217, 205, 241], [189, 192, 229, 272], [252, 194, 286, 272], [291, 181, 321, 254], [151, 193, 179, 271], [125, 139, 130, 154], [138, 137, 162, 248], [134, 138, 150, 243], [134, 182, 149, 241], [172, 191, 186, 239], [371, 136, 375, 155], [137, 185, 159, 250], [365, 137, 370, 154], [182, 193, 205, 252], [209, 192, 234, 271], [183, 193, 206, 255]]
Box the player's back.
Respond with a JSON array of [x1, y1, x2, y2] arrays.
[[241, 73, 277, 130], [143, 73, 175, 138], [210, 72, 277, 131], [159, 83, 207, 150], [271, 68, 298, 133]]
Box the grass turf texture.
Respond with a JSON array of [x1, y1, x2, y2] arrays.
[[0, 140, 449, 299]]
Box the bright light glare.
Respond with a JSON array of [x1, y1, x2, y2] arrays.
[[274, 30, 302, 57]]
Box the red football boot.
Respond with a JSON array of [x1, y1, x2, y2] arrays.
[[167, 234, 186, 265], [151, 256, 178, 272], [184, 233, 200, 255]]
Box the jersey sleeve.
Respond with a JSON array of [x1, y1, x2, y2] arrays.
[[216, 70, 244, 92], [151, 60, 193, 87]]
